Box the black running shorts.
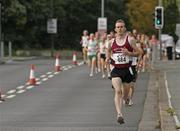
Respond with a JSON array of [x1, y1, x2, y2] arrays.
[[111, 67, 133, 83], [131, 65, 138, 82]]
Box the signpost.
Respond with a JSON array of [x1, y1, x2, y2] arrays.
[[47, 18, 57, 34], [97, 17, 107, 35], [47, 18, 57, 57]]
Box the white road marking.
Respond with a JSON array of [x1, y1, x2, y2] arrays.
[[46, 72, 52, 75], [6, 95, 16, 99], [17, 90, 26, 94], [62, 66, 66, 69], [7, 90, 16, 94], [26, 86, 34, 90], [63, 68, 68, 71], [164, 72, 180, 130], [54, 72, 60, 75], [36, 81, 42, 85], [42, 78, 48, 81], [40, 75, 46, 78], [2, 62, 84, 102], [48, 75, 54, 78], [17, 86, 25, 90]]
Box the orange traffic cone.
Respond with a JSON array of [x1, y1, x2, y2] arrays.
[[72, 51, 77, 65], [28, 64, 36, 85], [0, 91, 5, 101], [55, 54, 61, 72]]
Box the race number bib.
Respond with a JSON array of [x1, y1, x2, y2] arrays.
[[112, 53, 130, 64]]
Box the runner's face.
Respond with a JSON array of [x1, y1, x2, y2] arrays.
[[115, 22, 126, 35]]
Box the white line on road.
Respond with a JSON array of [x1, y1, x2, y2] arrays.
[[63, 68, 68, 71], [16, 86, 25, 90], [36, 78, 40, 81], [36, 81, 42, 85], [7, 90, 16, 94], [6, 95, 16, 99], [40, 75, 46, 78], [2, 61, 84, 102], [54, 72, 60, 75], [42, 78, 48, 81], [48, 75, 54, 78], [17, 90, 26, 94], [46, 72, 52, 75], [164, 72, 180, 129], [26, 86, 35, 90]]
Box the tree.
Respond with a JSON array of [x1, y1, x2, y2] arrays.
[[4, 0, 26, 43], [126, 0, 157, 34], [163, 2, 179, 42], [3, 0, 130, 50]]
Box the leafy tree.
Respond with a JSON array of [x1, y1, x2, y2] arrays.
[[3, 0, 130, 51], [163, 2, 179, 42], [106, 0, 130, 31], [126, 0, 157, 34], [4, 0, 26, 43]]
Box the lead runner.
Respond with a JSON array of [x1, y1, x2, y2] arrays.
[[106, 19, 140, 124]]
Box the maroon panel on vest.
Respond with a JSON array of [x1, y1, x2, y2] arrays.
[[111, 35, 133, 68]]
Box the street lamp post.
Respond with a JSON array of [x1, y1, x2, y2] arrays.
[[51, 0, 54, 57], [0, 2, 1, 42], [101, 0, 104, 17], [0, 2, 2, 61], [158, 0, 163, 60]]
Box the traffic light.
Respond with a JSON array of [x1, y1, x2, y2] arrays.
[[155, 6, 164, 29]]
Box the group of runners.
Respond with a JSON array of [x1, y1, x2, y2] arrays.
[[80, 19, 159, 124]]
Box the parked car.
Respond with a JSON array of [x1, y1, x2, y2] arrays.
[[175, 39, 180, 59]]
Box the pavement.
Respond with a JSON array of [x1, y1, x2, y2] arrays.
[[0, 57, 37, 64], [138, 59, 180, 131]]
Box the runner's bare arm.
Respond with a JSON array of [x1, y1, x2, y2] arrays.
[[122, 37, 140, 57], [106, 39, 113, 62]]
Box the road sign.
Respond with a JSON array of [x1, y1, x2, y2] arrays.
[[47, 18, 57, 34], [98, 17, 107, 33]]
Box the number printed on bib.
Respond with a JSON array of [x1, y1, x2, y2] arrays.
[[113, 53, 130, 64]]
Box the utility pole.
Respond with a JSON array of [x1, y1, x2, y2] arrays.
[[101, 0, 104, 17], [0, 2, 1, 42], [0, 2, 4, 63], [0, 2, 2, 61], [98, 0, 107, 36], [158, 0, 163, 60], [50, 0, 54, 57]]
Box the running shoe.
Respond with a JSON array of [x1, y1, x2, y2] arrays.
[[117, 114, 125, 124], [125, 98, 130, 105], [128, 99, 133, 106], [111, 85, 114, 89], [108, 75, 111, 80], [89, 73, 93, 77], [102, 74, 105, 78]]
